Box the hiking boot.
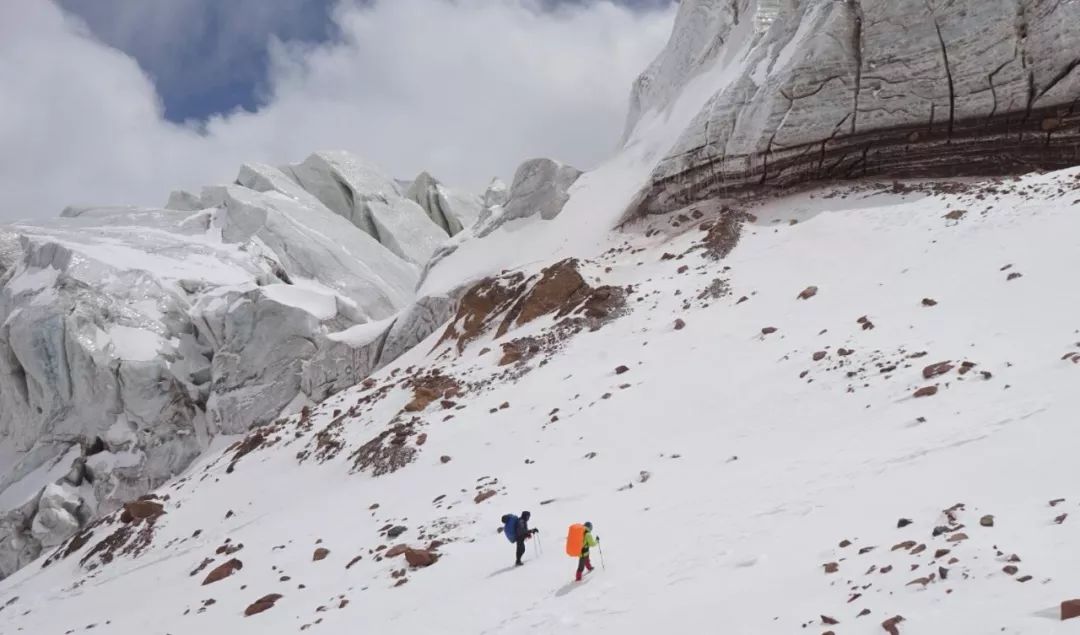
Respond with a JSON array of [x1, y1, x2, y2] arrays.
[[575, 572, 583, 582]]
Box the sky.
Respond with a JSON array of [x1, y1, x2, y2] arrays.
[[0, 0, 677, 221]]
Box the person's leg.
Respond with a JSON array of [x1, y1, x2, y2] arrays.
[[516, 540, 526, 565], [585, 555, 594, 571], [576, 556, 586, 580]]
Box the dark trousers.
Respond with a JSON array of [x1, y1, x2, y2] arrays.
[[515, 539, 526, 564]]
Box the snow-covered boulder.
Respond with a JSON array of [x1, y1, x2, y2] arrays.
[[280, 151, 449, 265], [501, 159, 583, 224], [30, 483, 83, 548], [629, 0, 1080, 215], [482, 178, 509, 209], [406, 171, 484, 236], [165, 190, 204, 211]]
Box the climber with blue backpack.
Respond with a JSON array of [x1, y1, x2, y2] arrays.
[[501, 511, 539, 566]]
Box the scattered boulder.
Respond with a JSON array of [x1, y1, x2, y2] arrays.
[[913, 386, 938, 398], [821, 615, 839, 625], [897, 518, 913, 528], [979, 515, 994, 527], [474, 490, 496, 504], [1061, 600, 1080, 621], [386, 526, 408, 539], [203, 559, 243, 585], [934, 548, 950, 559], [674, 319, 686, 331], [921, 298, 938, 307], [1050, 498, 1066, 507], [797, 286, 818, 300], [615, 365, 630, 375], [922, 361, 954, 380], [385, 545, 408, 558], [404, 548, 438, 568], [761, 327, 777, 335], [823, 562, 839, 574], [1002, 565, 1018, 575], [120, 501, 165, 524], [244, 593, 283, 617], [882, 615, 904, 635], [440, 456, 452, 464], [946, 533, 969, 543], [812, 351, 827, 361], [1055, 513, 1068, 525]]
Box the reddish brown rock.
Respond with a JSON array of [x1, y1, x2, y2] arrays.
[[202, 559, 243, 585], [244, 593, 283, 617], [934, 549, 951, 559], [120, 500, 164, 523], [882, 615, 904, 635], [1061, 600, 1080, 621], [1003, 565, 1019, 575], [812, 351, 827, 361], [313, 548, 330, 562], [913, 386, 938, 398], [880, 565, 893, 574], [947, 533, 969, 543], [385, 544, 408, 558], [943, 209, 967, 220], [674, 319, 686, 331], [615, 365, 630, 375], [821, 615, 839, 625], [839, 539, 852, 548], [346, 555, 363, 569], [797, 286, 818, 300], [891, 540, 917, 552], [858, 609, 871, 617], [823, 562, 839, 574], [404, 548, 438, 568], [922, 361, 954, 379], [474, 490, 496, 504], [415, 433, 428, 446], [910, 544, 926, 555]]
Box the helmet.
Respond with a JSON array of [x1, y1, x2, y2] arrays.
[[584, 521, 593, 530]]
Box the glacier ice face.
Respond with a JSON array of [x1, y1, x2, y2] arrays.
[[416, 158, 582, 288], [0, 151, 473, 580], [406, 171, 484, 236], [628, 0, 1080, 215], [280, 152, 450, 265]]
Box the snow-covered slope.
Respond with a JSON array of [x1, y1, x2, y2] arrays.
[[3, 165, 1080, 634]]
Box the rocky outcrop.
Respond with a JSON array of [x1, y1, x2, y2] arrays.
[[629, 0, 1080, 216]]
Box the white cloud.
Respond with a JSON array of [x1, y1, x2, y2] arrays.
[[0, 0, 675, 221]]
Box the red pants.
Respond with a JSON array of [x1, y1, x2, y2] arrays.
[[575, 555, 593, 580]]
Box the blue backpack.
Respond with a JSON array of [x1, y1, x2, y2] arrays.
[[502, 514, 519, 542]]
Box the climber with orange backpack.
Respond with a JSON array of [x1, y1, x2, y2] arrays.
[[565, 521, 599, 581]]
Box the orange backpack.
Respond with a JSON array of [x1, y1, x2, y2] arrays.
[[565, 523, 586, 557]]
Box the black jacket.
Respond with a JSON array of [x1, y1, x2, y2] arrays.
[[515, 517, 530, 541]]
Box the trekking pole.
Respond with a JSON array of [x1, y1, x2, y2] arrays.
[[598, 544, 605, 569]]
